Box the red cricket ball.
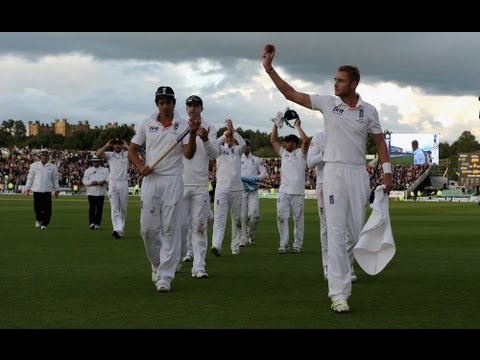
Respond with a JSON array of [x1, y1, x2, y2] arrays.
[[264, 44, 275, 54]]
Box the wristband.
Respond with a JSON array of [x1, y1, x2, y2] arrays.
[[381, 162, 392, 174]]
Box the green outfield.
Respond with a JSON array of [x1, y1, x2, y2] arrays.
[[0, 195, 479, 329]]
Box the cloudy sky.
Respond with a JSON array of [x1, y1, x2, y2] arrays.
[[0, 32, 479, 144]]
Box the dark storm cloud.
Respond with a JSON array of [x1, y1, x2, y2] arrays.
[[1, 32, 479, 97]]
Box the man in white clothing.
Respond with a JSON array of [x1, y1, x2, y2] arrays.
[[263, 45, 392, 313], [306, 131, 328, 278], [82, 156, 110, 230], [412, 140, 426, 165], [270, 110, 309, 254], [23, 149, 60, 230], [97, 137, 130, 239], [179, 95, 219, 278], [210, 119, 246, 257], [128, 86, 200, 293], [240, 139, 268, 246]]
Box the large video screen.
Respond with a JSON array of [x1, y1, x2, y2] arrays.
[[384, 133, 440, 165]]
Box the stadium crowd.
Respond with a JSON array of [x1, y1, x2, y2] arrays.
[[1, 146, 429, 193]]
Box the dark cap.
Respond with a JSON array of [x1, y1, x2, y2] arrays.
[[112, 137, 123, 145], [186, 95, 203, 106], [283, 109, 299, 121], [283, 134, 300, 145], [155, 86, 175, 100], [244, 139, 251, 146], [90, 155, 102, 162]]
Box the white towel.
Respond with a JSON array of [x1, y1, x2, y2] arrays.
[[353, 185, 395, 275]]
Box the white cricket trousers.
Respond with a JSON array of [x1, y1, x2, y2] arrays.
[[316, 182, 328, 278], [276, 193, 305, 250], [109, 180, 129, 236], [241, 190, 260, 244], [140, 174, 183, 282], [212, 189, 243, 253], [179, 185, 209, 275], [323, 163, 370, 301]]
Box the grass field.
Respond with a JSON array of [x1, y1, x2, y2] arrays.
[[1, 195, 479, 329]]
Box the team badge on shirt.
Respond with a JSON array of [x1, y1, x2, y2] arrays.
[[149, 126, 159, 132], [332, 106, 344, 115], [357, 109, 365, 123]]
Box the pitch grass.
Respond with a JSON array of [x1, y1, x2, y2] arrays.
[[0, 195, 479, 329]]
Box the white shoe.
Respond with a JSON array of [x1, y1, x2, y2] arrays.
[[192, 270, 209, 278], [94, 225, 100, 230], [183, 255, 193, 263], [277, 246, 288, 254], [35, 221, 42, 229], [331, 299, 350, 313], [40, 225, 47, 230], [155, 279, 171, 293], [232, 250, 240, 255], [89, 223, 95, 230], [351, 274, 358, 283]]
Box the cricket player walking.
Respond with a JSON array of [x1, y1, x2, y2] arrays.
[[210, 119, 246, 256], [128, 86, 200, 293], [178, 95, 219, 278], [240, 139, 268, 246]]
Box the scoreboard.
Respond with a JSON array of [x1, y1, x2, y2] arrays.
[[458, 153, 480, 185]]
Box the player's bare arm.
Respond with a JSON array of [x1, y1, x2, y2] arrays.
[[270, 122, 281, 153], [262, 44, 312, 110], [96, 139, 113, 158], [129, 143, 151, 177], [295, 118, 310, 154], [183, 117, 200, 159], [372, 132, 393, 193]]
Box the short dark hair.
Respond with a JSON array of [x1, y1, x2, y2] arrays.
[[337, 65, 360, 83], [283, 134, 300, 145]]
